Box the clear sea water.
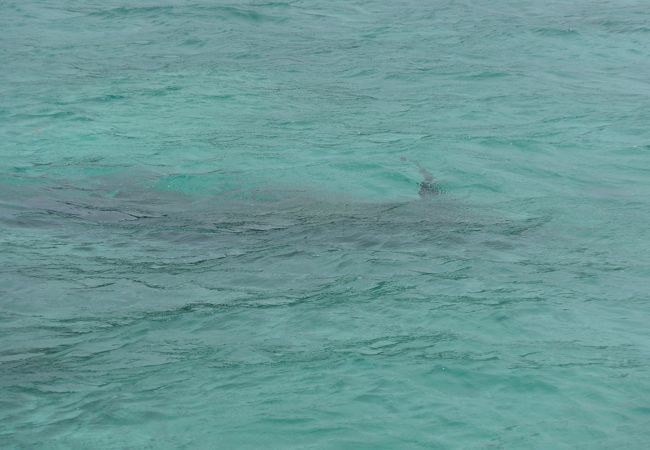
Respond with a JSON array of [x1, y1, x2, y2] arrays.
[[2, 1, 650, 448]]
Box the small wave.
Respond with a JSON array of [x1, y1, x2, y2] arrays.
[[86, 4, 288, 23]]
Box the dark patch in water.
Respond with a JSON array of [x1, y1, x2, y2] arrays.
[[418, 166, 440, 198]]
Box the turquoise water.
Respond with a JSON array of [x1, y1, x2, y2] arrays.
[[2, 0, 650, 448]]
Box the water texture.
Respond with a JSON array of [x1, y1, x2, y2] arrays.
[[2, 1, 650, 448]]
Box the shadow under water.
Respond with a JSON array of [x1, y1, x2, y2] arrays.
[[0, 171, 535, 245], [0, 171, 550, 316]]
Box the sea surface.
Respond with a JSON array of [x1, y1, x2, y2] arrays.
[[2, 1, 650, 448]]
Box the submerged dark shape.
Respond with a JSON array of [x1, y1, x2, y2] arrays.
[[0, 168, 462, 254], [0, 167, 547, 258], [0, 171, 549, 307], [399, 156, 440, 198], [418, 166, 439, 198]]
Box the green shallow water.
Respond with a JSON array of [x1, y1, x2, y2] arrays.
[[2, 1, 650, 448]]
